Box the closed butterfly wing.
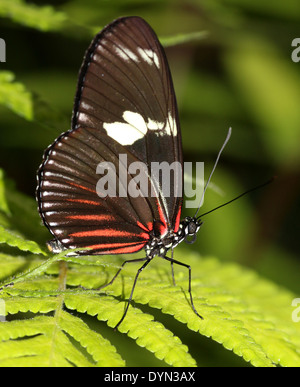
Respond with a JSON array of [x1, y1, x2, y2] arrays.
[[37, 16, 183, 255]]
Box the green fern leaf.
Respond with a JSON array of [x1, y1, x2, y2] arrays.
[[3, 295, 59, 315], [64, 294, 197, 367], [61, 255, 276, 367], [0, 170, 10, 216], [0, 169, 48, 252], [1, 174, 300, 367], [0, 71, 33, 120], [1, 281, 125, 367], [1, 248, 300, 366], [0, 253, 28, 281], [0, 226, 46, 255], [1, 276, 196, 367], [0, 313, 124, 367], [0, 0, 66, 32], [62, 253, 300, 366]]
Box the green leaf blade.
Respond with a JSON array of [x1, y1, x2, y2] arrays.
[[0, 0, 67, 32], [0, 225, 46, 255], [0, 71, 33, 120], [64, 294, 196, 367]]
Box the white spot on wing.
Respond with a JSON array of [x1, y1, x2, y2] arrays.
[[114, 46, 128, 61], [45, 211, 56, 216], [114, 45, 139, 63], [137, 48, 160, 69], [78, 112, 91, 124], [80, 101, 92, 111], [123, 111, 147, 133], [103, 111, 147, 145], [147, 118, 164, 131], [103, 122, 141, 145], [165, 112, 177, 136], [150, 50, 160, 69], [103, 110, 176, 146], [44, 202, 60, 209]]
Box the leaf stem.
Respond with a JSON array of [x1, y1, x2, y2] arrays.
[[0, 254, 59, 291]]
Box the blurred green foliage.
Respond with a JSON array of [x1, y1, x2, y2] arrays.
[[0, 0, 300, 366]]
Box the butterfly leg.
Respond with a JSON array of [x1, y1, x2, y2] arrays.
[[114, 258, 152, 330], [163, 255, 203, 320], [95, 257, 149, 292], [170, 249, 176, 286]]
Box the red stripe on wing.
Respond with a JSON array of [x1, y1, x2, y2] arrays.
[[174, 206, 181, 233], [66, 214, 114, 221], [87, 242, 146, 254], [66, 198, 101, 206], [156, 199, 168, 237], [70, 228, 149, 240], [68, 181, 97, 194], [137, 220, 153, 233]]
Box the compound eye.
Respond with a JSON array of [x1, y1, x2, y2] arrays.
[[187, 221, 197, 235]]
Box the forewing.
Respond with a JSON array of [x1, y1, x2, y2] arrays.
[[37, 17, 183, 255], [73, 16, 183, 230]]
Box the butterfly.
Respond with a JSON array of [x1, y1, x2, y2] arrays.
[[36, 16, 223, 328]]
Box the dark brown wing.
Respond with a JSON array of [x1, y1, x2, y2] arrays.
[[36, 17, 183, 254]]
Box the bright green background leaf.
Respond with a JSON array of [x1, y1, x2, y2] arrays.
[[0, 0, 67, 31], [0, 71, 33, 120]]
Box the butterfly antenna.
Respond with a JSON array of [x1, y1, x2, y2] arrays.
[[194, 127, 232, 218], [197, 177, 275, 219]]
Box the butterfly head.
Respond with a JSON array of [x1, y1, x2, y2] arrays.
[[180, 216, 203, 245]]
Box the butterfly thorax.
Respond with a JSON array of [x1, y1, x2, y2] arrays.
[[144, 217, 203, 258]]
